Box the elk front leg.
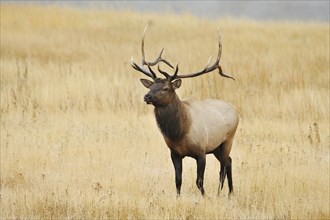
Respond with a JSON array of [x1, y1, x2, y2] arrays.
[[171, 150, 182, 196], [196, 155, 206, 196]]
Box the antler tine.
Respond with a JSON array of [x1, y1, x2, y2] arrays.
[[169, 62, 180, 81], [213, 29, 234, 80], [131, 25, 157, 79], [171, 29, 234, 81], [158, 64, 170, 79], [140, 24, 148, 60], [146, 49, 174, 68], [130, 25, 157, 79], [141, 25, 174, 68], [146, 64, 158, 78], [131, 56, 156, 78], [158, 62, 180, 81], [216, 28, 222, 63], [131, 24, 175, 80]]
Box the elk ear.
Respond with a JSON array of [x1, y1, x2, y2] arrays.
[[140, 79, 154, 88], [172, 79, 182, 89]]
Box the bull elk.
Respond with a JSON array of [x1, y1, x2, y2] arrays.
[[131, 25, 239, 196]]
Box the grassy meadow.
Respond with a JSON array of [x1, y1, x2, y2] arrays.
[[1, 4, 329, 219]]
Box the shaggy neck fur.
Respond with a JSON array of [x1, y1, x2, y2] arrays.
[[154, 97, 189, 142]]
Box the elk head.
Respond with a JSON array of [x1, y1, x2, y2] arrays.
[[131, 25, 234, 107]]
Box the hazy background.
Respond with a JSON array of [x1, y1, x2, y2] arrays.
[[5, 0, 330, 22]]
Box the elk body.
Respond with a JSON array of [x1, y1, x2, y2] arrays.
[[131, 26, 239, 196]]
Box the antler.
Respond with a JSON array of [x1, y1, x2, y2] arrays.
[[131, 25, 174, 79], [159, 29, 235, 81]]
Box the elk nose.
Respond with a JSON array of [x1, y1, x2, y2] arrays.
[[144, 94, 152, 103]]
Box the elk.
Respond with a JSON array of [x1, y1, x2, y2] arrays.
[[131, 25, 239, 196]]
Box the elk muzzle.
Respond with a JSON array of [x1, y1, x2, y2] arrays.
[[144, 93, 153, 104]]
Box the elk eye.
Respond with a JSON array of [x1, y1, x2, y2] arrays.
[[162, 87, 169, 92]]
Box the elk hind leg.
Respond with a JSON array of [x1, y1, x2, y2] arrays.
[[213, 140, 233, 195]]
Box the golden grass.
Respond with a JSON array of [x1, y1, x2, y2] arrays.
[[1, 4, 329, 219]]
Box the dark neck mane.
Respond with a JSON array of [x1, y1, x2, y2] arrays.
[[154, 99, 188, 141]]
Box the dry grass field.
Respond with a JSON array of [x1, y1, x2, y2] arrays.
[[1, 4, 329, 219]]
